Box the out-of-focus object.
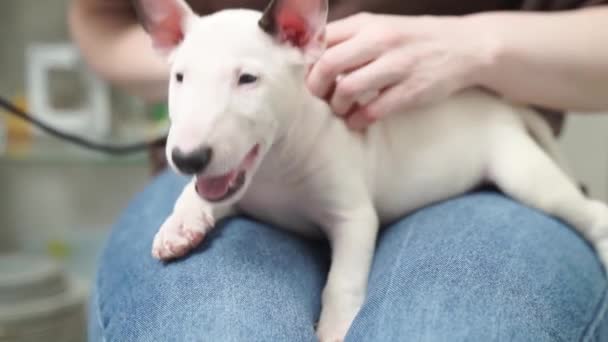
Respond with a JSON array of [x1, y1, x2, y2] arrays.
[[25, 43, 111, 140], [0, 253, 86, 342], [147, 103, 169, 175], [2, 94, 32, 156], [0, 113, 5, 154]]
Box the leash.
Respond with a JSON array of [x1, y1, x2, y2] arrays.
[[0, 95, 167, 155]]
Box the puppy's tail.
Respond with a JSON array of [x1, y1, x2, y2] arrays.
[[520, 109, 575, 181]]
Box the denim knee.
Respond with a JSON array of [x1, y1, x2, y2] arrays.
[[348, 191, 608, 341]]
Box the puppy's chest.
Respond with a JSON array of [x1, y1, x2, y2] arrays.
[[237, 178, 323, 238]]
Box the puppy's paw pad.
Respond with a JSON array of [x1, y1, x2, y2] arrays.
[[151, 212, 212, 261], [316, 331, 345, 342], [316, 321, 350, 342]]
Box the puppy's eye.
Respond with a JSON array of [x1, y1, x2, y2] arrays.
[[238, 73, 258, 85], [175, 73, 184, 83]]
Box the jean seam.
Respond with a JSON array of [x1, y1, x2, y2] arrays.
[[354, 222, 415, 338], [345, 225, 412, 341], [581, 279, 608, 342], [94, 268, 108, 342], [92, 251, 107, 342]]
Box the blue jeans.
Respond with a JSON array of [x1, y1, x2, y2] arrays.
[[89, 171, 608, 341]]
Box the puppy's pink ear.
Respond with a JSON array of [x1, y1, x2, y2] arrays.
[[134, 0, 194, 54], [258, 0, 328, 62]]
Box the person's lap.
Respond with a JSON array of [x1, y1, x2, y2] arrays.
[[90, 171, 608, 341]]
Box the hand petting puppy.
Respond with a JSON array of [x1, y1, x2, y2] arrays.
[[307, 13, 493, 130]]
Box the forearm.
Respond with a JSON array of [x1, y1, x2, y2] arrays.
[[467, 6, 608, 112], [68, 0, 169, 101]]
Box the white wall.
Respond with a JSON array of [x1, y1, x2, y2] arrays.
[[559, 113, 608, 201]]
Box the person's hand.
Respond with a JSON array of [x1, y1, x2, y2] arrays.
[[307, 13, 495, 130]]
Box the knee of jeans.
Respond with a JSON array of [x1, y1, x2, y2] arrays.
[[355, 191, 608, 341], [379, 191, 601, 268], [121, 171, 189, 221], [94, 216, 326, 341]]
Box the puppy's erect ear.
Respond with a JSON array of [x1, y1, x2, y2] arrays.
[[133, 0, 195, 55], [258, 0, 328, 63]]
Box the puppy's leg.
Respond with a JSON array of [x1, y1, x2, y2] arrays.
[[152, 179, 233, 260], [316, 204, 379, 342], [487, 131, 608, 269]]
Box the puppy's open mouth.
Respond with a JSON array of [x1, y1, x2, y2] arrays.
[[195, 144, 260, 202]]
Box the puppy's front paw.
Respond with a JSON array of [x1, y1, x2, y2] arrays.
[[152, 209, 214, 260], [316, 295, 362, 342], [316, 319, 350, 342], [586, 200, 608, 272], [594, 239, 608, 273]]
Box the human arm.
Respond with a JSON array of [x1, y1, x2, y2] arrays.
[[306, 6, 608, 130], [68, 0, 169, 101], [470, 7, 608, 112]]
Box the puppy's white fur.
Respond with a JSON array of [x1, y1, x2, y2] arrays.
[[143, 1, 608, 340]]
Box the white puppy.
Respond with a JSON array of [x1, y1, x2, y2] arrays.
[[136, 0, 608, 340]]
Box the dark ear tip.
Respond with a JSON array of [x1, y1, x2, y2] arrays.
[[258, 0, 278, 34], [131, 0, 151, 32], [258, 17, 273, 33]]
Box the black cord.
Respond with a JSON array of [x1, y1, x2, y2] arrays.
[[0, 95, 166, 155]]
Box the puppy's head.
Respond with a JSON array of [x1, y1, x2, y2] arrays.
[[137, 0, 328, 203]]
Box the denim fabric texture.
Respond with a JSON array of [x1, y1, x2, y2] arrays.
[[89, 171, 608, 341]]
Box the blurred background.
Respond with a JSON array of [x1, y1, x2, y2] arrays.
[[0, 1, 168, 341], [0, 1, 607, 341]]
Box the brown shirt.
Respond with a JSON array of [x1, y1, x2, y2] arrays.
[[176, 0, 606, 18]]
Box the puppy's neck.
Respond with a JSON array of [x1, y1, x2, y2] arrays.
[[260, 84, 346, 181]]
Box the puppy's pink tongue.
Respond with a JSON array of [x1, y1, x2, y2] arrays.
[[196, 170, 237, 201]]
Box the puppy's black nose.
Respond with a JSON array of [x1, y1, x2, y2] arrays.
[[171, 146, 213, 175]]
